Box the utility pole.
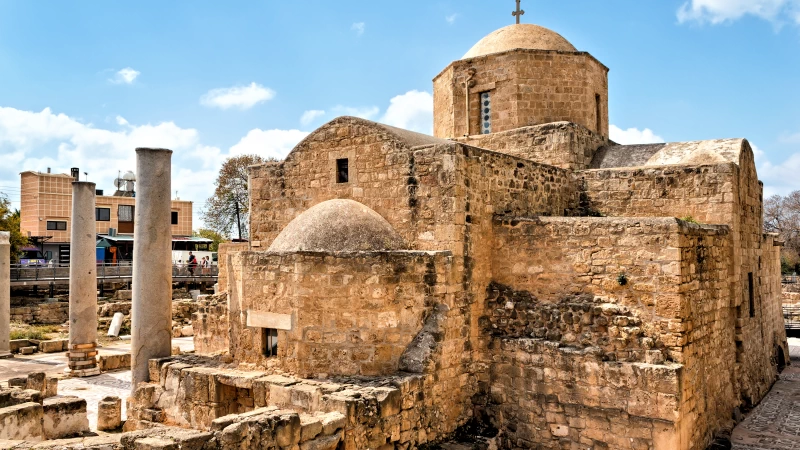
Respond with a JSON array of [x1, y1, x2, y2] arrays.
[[234, 196, 242, 241]]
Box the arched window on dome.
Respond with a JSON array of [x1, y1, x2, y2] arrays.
[[480, 91, 492, 134]]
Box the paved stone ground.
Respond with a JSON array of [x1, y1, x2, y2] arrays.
[[731, 337, 800, 449], [0, 337, 194, 431]]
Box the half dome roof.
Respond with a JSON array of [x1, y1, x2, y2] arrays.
[[268, 199, 406, 253]]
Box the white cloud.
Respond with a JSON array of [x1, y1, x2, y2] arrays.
[[200, 82, 276, 110], [229, 129, 309, 160], [0, 105, 313, 229], [351, 22, 365, 36], [331, 105, 380, 120], [446, 14, 458, 25], [300, 110, 326, 126], [609, 125, 665, 145], [779, 131, 800, 143], [677, 0, 800, 25], [110, 68, 140, 84], [380, 90, 433, 134]]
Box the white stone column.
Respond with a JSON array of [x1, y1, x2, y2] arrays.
[[131, 148, 173, 389], [0, 231, 11, 358], [67, 181, 99, 376]]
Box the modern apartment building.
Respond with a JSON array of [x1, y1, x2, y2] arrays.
[[20, 170, 193, 264]]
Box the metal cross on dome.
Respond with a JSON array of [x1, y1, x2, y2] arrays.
[[512, 0, 525, 24]]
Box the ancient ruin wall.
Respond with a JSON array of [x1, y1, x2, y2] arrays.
[[456, 121, 606, 170], [227, 251, 455, 377], [578, 163, 737, 225], [434, 50, 609, 139], [486, 217, 735, 449], [579, 154, 788, 431]]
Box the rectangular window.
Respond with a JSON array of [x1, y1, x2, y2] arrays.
[[748, 272, 755, 318], [595, 94, 602, 135], [262, 328, 278, 357], [171, 211, 179, 225], [480, 91, 492, 134], [118, 205, 135, 233], [336, 158, 349, 183], [46, 221, 67, 231], [118, 205, 134, 222], [96, 208, 111, 222]]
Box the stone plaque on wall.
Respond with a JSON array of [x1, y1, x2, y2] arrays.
[[246, 310, 292, 331]]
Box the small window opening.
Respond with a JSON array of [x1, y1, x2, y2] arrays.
[[171, 211, 179, 225], [595, 94, 602, 135], [336, 158, 349, 183], [748, 272, 755, 318], [96, 208, 110, 222], [480, 92, 492, 134], [262, 328, 278, 357], [46, 221, 67, 231]]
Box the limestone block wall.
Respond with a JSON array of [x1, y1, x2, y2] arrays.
[[216, 242, 248, 293], [486, 216, 736, 449], [227, 251, 455, 377], [129, 357, 471, 448], [486, 339, 681, 449], [248, 118, 455, 250], [192, 293, 230, 355], [10, 300, 69, 325], [433, 49, 609, 139], [248, 118, 578, 256], [578, 164, 737, 224], [456, 121, 606, 170], [579, 154, 788, 433]]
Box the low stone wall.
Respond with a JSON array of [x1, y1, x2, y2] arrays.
[[193, 294, 229, 355], [783, 291, 800, 306], [127, 355, 466, 449], [482, 338, 680, 449], [228, 250, 453, 377], [10, 301, 68, 325], [43, 397, 89, 439]]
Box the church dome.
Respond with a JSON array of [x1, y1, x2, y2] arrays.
[[268, 199, 406, 253], [463, 24, 577, 59]]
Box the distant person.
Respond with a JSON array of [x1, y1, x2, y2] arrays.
[[188, 252, 197, 275]]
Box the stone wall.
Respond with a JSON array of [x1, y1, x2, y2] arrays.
[[456, 121, 606, 170], [193, 293, 230, 355], [227, 250, 454, 378], [485, 216, 734, 448], [433, 49, 609, 139], [486, 339, 680, 449], [128, 356, 471, 449], [10, 300, 68, 325], [578, 164, 737, 224], [248, 118, 578, 254]]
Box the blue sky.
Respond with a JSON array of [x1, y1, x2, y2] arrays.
[[1, 0, 799, 228]]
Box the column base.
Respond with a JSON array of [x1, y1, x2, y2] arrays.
[[65, 366, 101, 377], [67, 342, 98, 376], [0, 352, 13, 359]]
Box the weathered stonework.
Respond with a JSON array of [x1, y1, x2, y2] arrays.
[[104, 19, 791, 450]]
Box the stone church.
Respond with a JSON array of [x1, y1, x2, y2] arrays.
[[129, 21, 789, 450]]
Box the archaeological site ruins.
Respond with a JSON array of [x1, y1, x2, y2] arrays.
[[0, 16, 790, 450]]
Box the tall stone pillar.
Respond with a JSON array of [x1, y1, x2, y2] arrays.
[[0, 231, 11, 358], [68, 182, 99, 376], [131, 148, 173, 389]]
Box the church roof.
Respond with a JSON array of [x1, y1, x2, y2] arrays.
[[268, 199, 406, 253], [590, 139, 748, 169], [463, 24, 577, 59]]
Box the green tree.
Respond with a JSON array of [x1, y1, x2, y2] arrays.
[[0, 194, 28, 263], [193, 228, 225, 252], [202, 154, 271, 240]]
